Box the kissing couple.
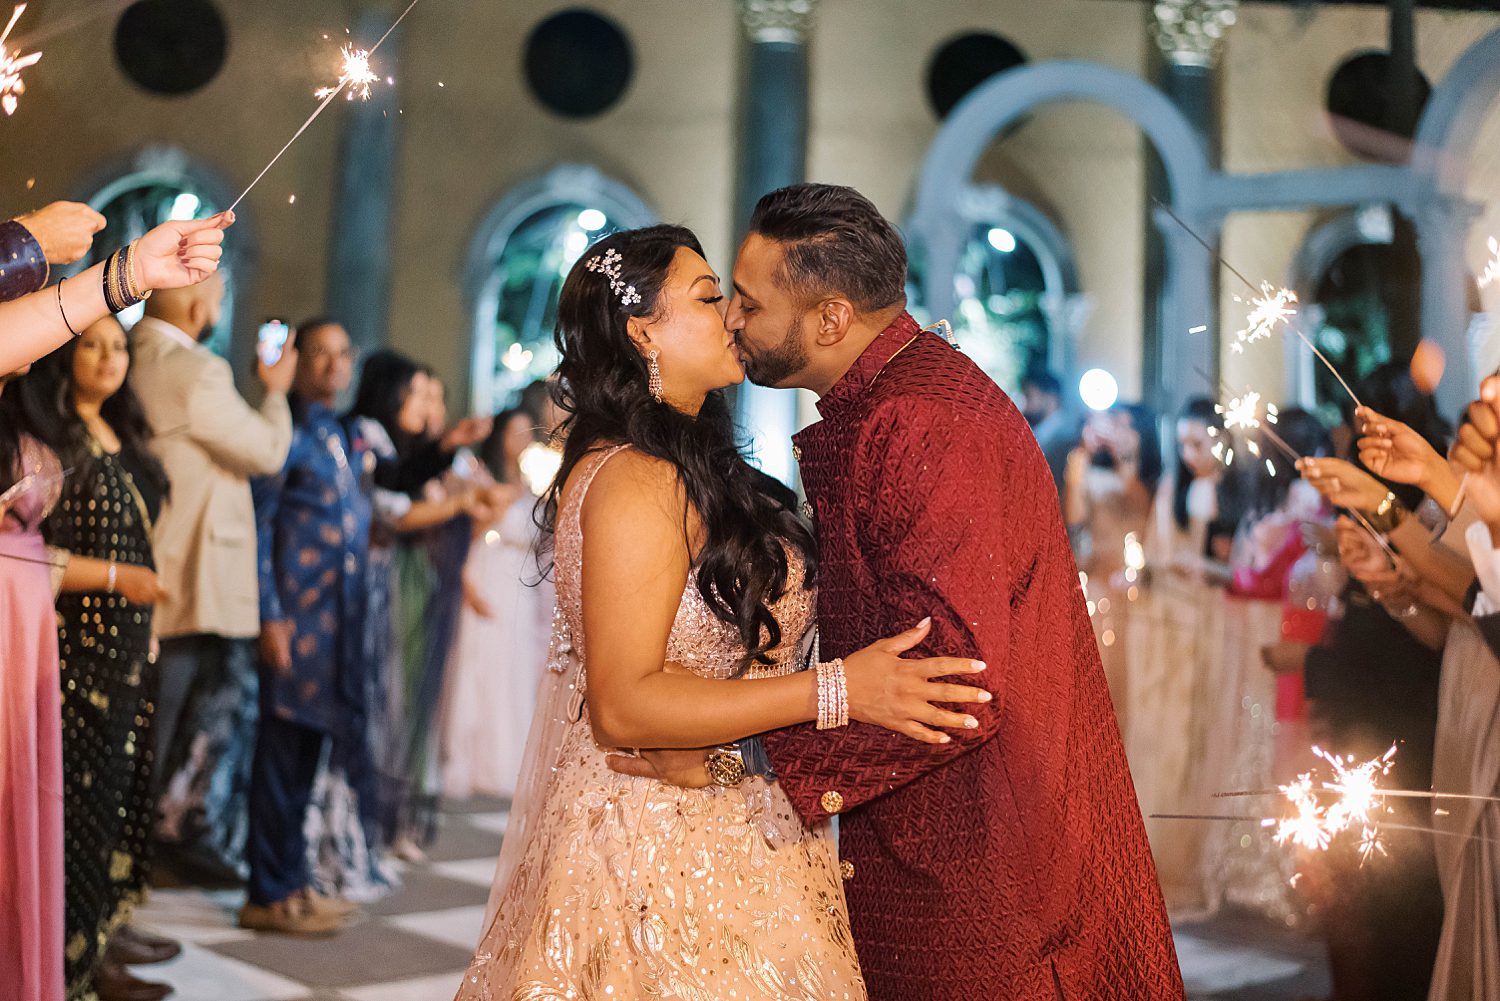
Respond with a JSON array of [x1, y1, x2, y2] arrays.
[[455, 183, 1185, 1001]]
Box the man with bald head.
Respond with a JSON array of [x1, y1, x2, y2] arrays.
[[129, 275, 297, 893]]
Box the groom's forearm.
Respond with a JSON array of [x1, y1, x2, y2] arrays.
[[763, 595, 1006, 824]]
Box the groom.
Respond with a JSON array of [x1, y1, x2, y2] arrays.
[[611, 184, 1183, 999]]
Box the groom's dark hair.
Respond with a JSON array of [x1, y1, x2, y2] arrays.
[[748, 183, 907, 313]]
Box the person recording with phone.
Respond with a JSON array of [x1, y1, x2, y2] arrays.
[[130, 279, 297, 889]]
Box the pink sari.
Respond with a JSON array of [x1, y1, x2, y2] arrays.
[[0, 436, 64, 1001]]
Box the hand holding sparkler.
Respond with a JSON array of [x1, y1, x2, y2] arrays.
[[1355, 406, 1456, 500], [1448, 397, 1500, 531], [1451, 377, 1500, 475], [14, 201, 104, 265], [0, 213, 233, 376], [134, 211, 235, 291], [1297, 456, 1389, 513], [1334, 515, 1408, 602]]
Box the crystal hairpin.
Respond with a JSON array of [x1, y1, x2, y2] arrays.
[[585, 248, 641, 308]]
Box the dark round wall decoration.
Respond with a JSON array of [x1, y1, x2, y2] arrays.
[[114, 0, 228, 96], [1325, 51, 1432, 163], [926, 32, 1028, 120], [524, 9, 634, 119]]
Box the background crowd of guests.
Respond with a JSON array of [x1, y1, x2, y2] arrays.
[[1034, 352, 1500, 1001], [0, 204, 559, 1001]]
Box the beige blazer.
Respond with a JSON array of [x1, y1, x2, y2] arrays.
[[129, 317, 292, 640]]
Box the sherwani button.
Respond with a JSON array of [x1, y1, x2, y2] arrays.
[[820, 790, 844, 814], [840, 860, 855, 881]]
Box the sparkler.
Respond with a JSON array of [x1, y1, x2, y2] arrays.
[[0, 5, 41, 117], [228, 0, 425, 212], [1230, 283, 1298, 354], [1151, 196, 1363, 408], [315, 44, 378, 101], [1199, 371, 1400, 563], [1208, 745, 1404, 864]]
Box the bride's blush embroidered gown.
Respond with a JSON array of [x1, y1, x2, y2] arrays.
[[456, 446, 866, 1001]]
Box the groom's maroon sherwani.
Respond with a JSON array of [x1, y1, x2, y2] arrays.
[[763, 313, 1184, 1000]]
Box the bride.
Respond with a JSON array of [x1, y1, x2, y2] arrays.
[[456, 225, 989, 1001]]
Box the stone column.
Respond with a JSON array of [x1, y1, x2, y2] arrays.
[[325, 9, 403, 353], [733, 0, 816, 487], [1145, 0, 1234, 415], [1414, 195, 1481, 417]]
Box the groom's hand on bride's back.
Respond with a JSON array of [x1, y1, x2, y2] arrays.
[[606, 747, 714, 788]]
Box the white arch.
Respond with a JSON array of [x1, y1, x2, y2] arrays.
[[462, 164, 657, 412]]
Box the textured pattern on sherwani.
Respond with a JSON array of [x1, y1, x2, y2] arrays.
[[763, 313, 1186, 1001]]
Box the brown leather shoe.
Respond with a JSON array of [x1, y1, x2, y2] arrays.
[[238, 895, 345, 936], [299, 887, 361, 919], [92, 959, 173, 1001], [106, 924, 183, 966]]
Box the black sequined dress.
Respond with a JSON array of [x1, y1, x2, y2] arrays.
[[43, 439, 162, 999]]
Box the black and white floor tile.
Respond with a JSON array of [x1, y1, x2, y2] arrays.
[[134, 802, 1328, 1000]]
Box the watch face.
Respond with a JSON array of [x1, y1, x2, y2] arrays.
[[708, 751, 745, 787]]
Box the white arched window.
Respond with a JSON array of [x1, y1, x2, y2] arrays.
[[81, 146, 241, 356], [465, 165, 656, 414], [907, 188, 1083, 395]]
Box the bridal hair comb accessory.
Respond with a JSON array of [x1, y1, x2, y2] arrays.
[[585, 248, 641, 308]]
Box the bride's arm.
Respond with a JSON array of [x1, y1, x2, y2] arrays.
[[580, 450, 988, 750]]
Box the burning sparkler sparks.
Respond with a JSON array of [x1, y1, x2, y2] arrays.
[[315, 44, 379, 101], [1270, 745, 1398, 861], [1218, 391, 1269, 432], [228, 0, 425, 212], [1230, 283, 1298, 354], [1153, 196, 1363, 408], [0, 5, 42, 117], [1480, 236, 1500, 291], [518, 441, 562, 498]]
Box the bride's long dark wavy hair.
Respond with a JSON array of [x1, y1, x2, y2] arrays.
[[541, 224, 816, 672]]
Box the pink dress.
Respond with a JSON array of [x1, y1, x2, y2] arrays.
[[457, 445, 865, 1000], [0, 435, 64, 1001]]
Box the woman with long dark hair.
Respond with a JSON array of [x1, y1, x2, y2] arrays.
[[1063, 401, 1160, 720], [457, 225, 989, 999], [1123, 396, 1230, 915], [12, 317, 173, 1001], [1203, 406, 1336, 921]]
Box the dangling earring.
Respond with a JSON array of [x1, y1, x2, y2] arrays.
[[647, 348, 664, 403]]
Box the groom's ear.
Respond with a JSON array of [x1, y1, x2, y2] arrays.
[[814, 297, 855, 346]]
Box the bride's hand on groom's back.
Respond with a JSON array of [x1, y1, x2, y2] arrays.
[[845, 617, 990, 745]]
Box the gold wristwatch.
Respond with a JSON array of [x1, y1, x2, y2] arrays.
[[706, 745, 747, 787], [1365, 491, 1408, 535]]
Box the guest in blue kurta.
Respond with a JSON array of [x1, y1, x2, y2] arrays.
[[241, 320, 372, 936]]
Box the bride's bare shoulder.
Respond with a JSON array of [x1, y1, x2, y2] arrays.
[[572, 446, 687, 530]]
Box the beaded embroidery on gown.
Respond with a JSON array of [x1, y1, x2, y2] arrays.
[[457, 445, 866, 1001]]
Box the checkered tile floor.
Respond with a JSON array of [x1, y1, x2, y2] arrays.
[[134, 799, 1328, 1001]]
